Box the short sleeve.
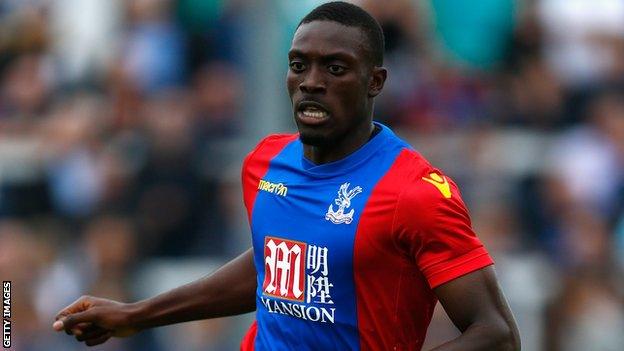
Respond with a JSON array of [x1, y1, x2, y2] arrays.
[[240, 134, 298, 221], [395, 169, 493, 289]]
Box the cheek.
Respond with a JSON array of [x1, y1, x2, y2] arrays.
[[336, 81, 366, 108], [286, 72, 299, 97]]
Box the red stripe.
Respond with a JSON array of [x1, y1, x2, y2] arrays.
[[240, 320, 257, 351], [242, 134, 298, 222], [353, 149, 434, 351], [353, 148, 493, 350]]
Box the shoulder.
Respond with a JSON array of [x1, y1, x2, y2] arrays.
[[243, 133, 299, 170], [391, 148, 469, 230], [241, 133, 298, 213], [389, 148, 435, 179], [390, 148, 451, 201]]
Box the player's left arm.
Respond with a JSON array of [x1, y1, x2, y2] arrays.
[[397, 168, 520, 350], [429, 265, 520, 351]]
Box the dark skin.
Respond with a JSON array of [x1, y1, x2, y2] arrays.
[[53, 21, 520, 350], [287, 21, 386, 164]]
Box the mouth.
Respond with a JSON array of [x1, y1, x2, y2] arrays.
[[296, 101, 330, 126]]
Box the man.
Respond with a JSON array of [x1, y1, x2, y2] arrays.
[[53, 2, 520, 350]]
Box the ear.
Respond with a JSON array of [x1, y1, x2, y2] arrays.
[[368, 66, 387, 98]]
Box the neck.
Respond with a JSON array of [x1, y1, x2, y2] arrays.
[[303, 121, 375, 165]]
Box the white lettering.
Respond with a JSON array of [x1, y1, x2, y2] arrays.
[[321, 308, 336, 324], [259, 297, 336, 324], [292, 304, 303, 318], [306, 307, 320, 322], [3, 320, 10, 347], [272, 301, 283, 314], [264, 239, 278, 295], [279, 301, 293, 316], [306, 245, 334, 304], [264, 239, 304, 299], [307, 245, 329, 275], [261, 297, 272, 312], [2, 281, 9, 347]]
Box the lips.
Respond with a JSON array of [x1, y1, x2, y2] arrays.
[[296, 100, 330, 126]]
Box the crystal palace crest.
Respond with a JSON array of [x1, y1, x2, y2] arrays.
[[325, 182, 362, 224]]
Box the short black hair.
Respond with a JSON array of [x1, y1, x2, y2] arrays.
[[298, 1, 384, 67]]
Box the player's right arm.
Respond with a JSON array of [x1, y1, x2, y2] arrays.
[[52, 248, 256, 346]]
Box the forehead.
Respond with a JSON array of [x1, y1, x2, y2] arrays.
[[290, 21, 368, 60]]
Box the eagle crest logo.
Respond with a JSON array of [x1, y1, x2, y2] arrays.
[[325, 182, 362, 224]]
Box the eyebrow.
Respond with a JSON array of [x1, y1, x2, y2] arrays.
[[288, 49, 357, 63]]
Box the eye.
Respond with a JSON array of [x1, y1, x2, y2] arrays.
[[289, 61, 305, 72], [328, 65, 346, 75]]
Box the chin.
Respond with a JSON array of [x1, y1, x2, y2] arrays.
[[298, 131, 334, 147]]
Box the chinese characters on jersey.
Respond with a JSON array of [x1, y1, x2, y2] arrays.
[[261, 237, 336, 323]]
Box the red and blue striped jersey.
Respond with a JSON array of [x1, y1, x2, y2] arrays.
[[240, 123, 493, 351]]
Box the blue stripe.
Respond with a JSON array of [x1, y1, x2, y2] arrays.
[[251, 123, 408, 350]]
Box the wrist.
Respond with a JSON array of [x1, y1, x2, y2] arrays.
[[125, 300, 149, 331]]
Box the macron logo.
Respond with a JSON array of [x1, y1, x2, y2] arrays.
[[422, 172, 451, 199], [258, 179, 288, 197]]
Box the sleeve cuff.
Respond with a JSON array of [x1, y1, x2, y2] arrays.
[[423, 246, 494, 289]]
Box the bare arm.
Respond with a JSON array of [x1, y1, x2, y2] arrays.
[[128, 248, 256, 328], [429, 266, 520, 351], [53, 248, 256, 346]]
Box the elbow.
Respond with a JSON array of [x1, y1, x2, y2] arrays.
[[467, 318, 520, 350], [490, 321, 521, 351]]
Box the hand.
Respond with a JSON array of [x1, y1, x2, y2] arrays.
[[52, 295, 140, 346]]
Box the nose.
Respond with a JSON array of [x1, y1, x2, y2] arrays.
[[299, 66, 325, 94]]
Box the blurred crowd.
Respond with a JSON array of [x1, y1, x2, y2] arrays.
[[0, 0, 623, 350]]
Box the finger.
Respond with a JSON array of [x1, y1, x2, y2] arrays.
[[52, 320, 64, 332], [85, 331, 112, 347], [70, 322, 92, 336], [59, 310, 98, 331], [55, 310, 68, 322], [75, 325, 109, 342], [54, 311, 68, 321], [60, 322, 91, 335], [76, 328, 109, 342], [75, 322, 99, 335], [55, 297, 90, 320], [77, 328, 109, 342], [54, 314, 85, 332]]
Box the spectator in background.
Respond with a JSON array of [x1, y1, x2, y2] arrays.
[[0, 1, 48, 67], [191, 62, 243, 139], [43, 93, 109, 219], [538, 0, 624, 89], [0, 221, 49, 350], [48, 0, 122, 85], [355, 0, 430, 127], [359, 0, 518, 130], [517, 88, 624, 264], [427, 0, 517, 71], [132, 90, 227, 257], [546, 269, 624, 351], [34, 215, 152, 351], [615, 214, 624, 269], [538, 0, 624, 123], [1, 1, 623, 350], [119, 0, 186, 94], [176, 0, 249, 68], [81, 216, 138, 300], [502, 54, 565, 129], [0, 54, 53, 217], [0, 54, 51, 121], [547, 89, 624, 219]]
